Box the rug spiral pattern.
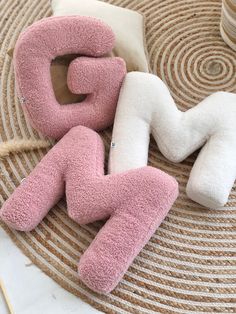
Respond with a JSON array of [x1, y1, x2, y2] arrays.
[[1, 0, 236, 313]]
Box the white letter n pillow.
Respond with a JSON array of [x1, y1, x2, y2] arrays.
[[109, 72, 236, 209]]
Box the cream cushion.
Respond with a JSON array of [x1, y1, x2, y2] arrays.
[[51, 0, 149, 72]]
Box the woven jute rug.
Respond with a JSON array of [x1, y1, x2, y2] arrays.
[[1, 0, 236, 313]]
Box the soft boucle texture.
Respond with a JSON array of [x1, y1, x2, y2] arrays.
[[8, 49, 85, 105], [14, 16, 126, 139], [0, 126, 178, 293], [109, 72, 236, 209]]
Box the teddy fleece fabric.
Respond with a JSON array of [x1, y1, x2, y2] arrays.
[[109, 72, 236, 209], [0, 126, 178, 293], [14, 16, 126, 139]]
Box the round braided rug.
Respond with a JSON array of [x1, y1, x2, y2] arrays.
[[1, 0, 236, 313]]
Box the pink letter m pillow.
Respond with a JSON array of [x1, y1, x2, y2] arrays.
[[0, 126, 178, 293]]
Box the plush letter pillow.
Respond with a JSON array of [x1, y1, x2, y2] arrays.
[[109, 72, 236, 209], [14, 16, 126, 139], [0, 126, 178, 293], [51, 0, 149, 73], [8, 0, 147, 105]]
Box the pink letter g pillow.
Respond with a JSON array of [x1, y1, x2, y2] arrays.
[[14, 16, 126, 139]]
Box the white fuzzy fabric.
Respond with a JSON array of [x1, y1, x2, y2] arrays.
[[109, 72, 236, 209], [51, 0, 149, 72]]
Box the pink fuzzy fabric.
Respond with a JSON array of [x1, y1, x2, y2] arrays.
[[14, 16, 126, 139], [0, 126, 178, 293]]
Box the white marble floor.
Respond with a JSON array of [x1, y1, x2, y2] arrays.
[[0, 227, 102, 314]]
